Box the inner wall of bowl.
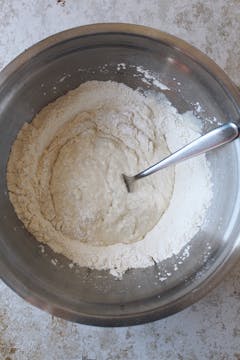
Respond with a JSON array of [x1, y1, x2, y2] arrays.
[[1, 32, 240, 321]]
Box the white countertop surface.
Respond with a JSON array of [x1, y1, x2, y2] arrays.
[[1, 1, 240, 359]]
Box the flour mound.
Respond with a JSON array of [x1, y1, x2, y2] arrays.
[[7, 81, 212, 277]]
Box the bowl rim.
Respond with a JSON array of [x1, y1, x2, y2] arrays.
[[1, 23, 240, 327]]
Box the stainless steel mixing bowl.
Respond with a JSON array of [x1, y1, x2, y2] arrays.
[[0, 24, 240, 326]]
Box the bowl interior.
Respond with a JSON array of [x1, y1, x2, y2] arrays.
[[0, 28, 240, 326]]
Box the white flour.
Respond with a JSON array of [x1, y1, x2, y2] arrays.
[[7, 80, 212, 277], [135, 65, 170, 90]]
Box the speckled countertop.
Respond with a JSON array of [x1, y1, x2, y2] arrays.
[[1, 1, 240, 359]]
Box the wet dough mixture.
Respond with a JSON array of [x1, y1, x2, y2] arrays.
[[7, 81, 212, 277]]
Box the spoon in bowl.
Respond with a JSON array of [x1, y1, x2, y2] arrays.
[[122, 122, 239, 192]]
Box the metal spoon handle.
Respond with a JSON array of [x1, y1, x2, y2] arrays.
[[135, 122, 239, 180]]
